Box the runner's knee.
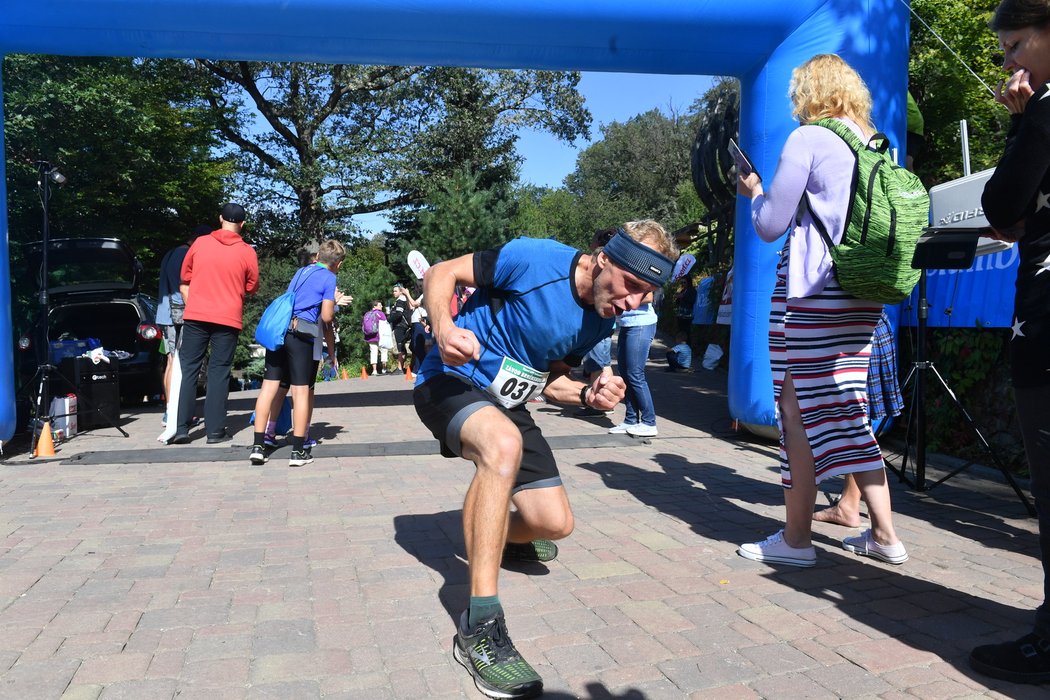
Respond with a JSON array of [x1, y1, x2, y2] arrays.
[[469, 429, 523, 481], [515, 496, 574, 539], [536, 511, 574, 540]]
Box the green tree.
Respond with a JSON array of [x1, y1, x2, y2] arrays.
[[909, 0, 1007, 186], [413, 168, 515, 264], [566, 107, 699, 225], [194, 62, 590, 248], [3, 55, 230, 276]]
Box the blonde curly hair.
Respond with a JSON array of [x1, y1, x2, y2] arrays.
[[789, 54, 874, 133]]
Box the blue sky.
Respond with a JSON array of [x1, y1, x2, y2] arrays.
[[354, 71, 713, 235]]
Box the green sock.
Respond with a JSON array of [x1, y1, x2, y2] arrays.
[[468, 596, 502, 627]]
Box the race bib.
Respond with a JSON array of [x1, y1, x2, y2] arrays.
[[486, 357, 548, 409]]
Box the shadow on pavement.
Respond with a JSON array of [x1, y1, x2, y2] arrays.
[[393, 509, 557, 625], [393, 509, 468, 625], [576, 452, 1042, 689]]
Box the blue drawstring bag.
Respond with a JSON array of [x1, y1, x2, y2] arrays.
[[254, 266, 320, 351], [254, 291, 294, 351]]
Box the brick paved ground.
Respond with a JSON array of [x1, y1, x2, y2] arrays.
[[0, 342, 1045, 699]]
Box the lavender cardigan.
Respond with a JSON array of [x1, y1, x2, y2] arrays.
[[749, 117, 867, 300]]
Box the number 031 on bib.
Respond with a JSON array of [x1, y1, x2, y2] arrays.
[[487, 357, 548, 408]]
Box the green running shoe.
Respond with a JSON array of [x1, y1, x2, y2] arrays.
[[502, 539, 558, 563], [453, 611, 543, 699]]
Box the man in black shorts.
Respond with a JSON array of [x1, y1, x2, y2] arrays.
[[413, 221, 678, 699]]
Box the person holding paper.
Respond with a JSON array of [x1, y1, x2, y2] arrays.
[[734, 54, 907, 568]]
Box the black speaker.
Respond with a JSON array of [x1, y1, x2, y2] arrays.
[[58, 356, 120, 430]]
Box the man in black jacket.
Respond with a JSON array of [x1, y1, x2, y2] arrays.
[[388, 283, 417, 374]]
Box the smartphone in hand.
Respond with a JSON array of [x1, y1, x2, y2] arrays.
[[728, 138, 759, 181]]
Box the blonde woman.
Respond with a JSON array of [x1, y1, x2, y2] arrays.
[[735, 54, 907, 567]]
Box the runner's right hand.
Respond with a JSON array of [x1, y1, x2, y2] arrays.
[[437, 326, 480, 366]]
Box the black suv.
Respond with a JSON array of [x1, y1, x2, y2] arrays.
[[17, 238, 165, 407]]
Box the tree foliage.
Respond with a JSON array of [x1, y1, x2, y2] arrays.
[[194, 62, 590, 248], [3, 55, 229, 273], [909, 0, 1008, 186], [566, 108, 699, 228], [505, 98, 706, 252], [412, 168, 515, 265]]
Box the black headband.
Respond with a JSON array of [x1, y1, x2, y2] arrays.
[[602, 229, 674, 287]]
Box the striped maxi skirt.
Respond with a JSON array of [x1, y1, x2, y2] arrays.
[[770, 249, 885, 488]]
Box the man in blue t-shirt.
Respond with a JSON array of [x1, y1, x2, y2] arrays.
[[414, 222, 678, 699]]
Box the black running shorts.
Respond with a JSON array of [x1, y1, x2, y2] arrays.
[[263, 331, 318, 388], [394, 324, 410, 353], [414, 373, 562, 493]]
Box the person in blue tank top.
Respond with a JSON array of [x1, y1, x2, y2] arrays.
[[414, 221, 678, 699]]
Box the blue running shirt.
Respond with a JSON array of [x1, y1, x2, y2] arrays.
[[416, 238, 614, 400]]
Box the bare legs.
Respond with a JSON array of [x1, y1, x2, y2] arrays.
[[813, 473, 863, 527], [459, 406, 573, 597], [780, 372, 818, 549], [290, 384, 311, 441], [252, 378, 283, 434], [781, 371, 902, 548]]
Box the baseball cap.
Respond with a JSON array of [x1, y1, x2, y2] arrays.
[[220, 202, 246, 223]]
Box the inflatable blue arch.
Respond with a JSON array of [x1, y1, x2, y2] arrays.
[[0, 0, 911, 442]]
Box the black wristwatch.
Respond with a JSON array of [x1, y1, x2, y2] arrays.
[[579, 385, 590, 407]]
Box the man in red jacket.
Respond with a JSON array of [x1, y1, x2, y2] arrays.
[[169, 203, 259, 444]]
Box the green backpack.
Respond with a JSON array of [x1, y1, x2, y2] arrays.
[[806, 118, 930, 305]]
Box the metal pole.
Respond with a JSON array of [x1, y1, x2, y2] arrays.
[[31, 162, 53, 459], [915, 269, 928, 490], [960, 119, 971, 177]]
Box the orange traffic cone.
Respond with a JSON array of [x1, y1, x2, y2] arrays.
[[341, 367, 350, 380], [360, 366, 369, 380], [404, 366, 414, 381], [34, 421, 56, 457]]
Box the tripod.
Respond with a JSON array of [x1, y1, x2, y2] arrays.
[[891, 261, 1035, 515], [24, 162, 128, 458]]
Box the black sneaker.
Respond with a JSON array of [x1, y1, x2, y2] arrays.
[[970, 632, 1050, 684], [249, 445, 268, 466], [288, 450, 314, 468], [453, 611, 542, 699], [503, 539, 558, 563]]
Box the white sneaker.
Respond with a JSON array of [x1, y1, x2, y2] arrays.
[[737, 530, 817, 567], [842, 529, 908, 564], [608, 422, 635, 434], [626, 424, 658, 437]]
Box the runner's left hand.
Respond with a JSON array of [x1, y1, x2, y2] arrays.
[[587, 373, 624, 410]]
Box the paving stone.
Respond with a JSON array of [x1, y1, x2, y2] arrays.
[[0, 362, 1042, 697], [2, 658, 82, 698], [95, 679, 178, 699]]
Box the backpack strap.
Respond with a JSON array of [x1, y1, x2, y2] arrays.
[[814, 117, 891, 156], [807, 118, 875, 254], [798, 193, 838, 256], [813, 117, 864, 152], [289, 265, 324, 316]]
